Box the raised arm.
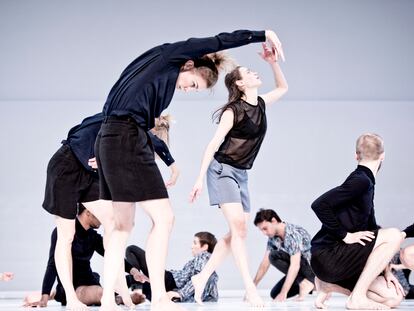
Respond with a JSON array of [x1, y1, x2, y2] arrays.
[[259, 44, 288, 105], [189, 109, 234, 202]]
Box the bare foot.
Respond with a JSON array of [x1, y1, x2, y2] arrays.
[[99, 297, 123, 311], [314, 277, 351, 309], [346, 294, 390, 310], [151, 295, 186, 311], [66, 298, 89, 311], [296, 278, 315, 301], [245, 288, 264, 308], [191, 274, 206, 305]]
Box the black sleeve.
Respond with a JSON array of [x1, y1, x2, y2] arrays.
[[94, 233, 105, 257], [403, 223, 414, 238], [41, 229, 58, 295], [148, 132, 175, 166], [311, 174, 371, 240], [164, 30, 266, 63]]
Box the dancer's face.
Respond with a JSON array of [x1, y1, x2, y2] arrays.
[[191, 236, 207, 256], [236, 67, 262, 89], [176, 70, 208, 92], [256, 220, 277, 237]]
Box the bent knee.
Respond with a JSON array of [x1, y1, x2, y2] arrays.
[[379, 228, 403, 245]]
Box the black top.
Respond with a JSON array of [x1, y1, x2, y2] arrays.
[[214, 96, 267, 169], [404, 223, 414, 238], [103, 30, 266, 130], [65, 113, 175, 171], [311, 165, 379, 250], [41, 219, 132, 295]]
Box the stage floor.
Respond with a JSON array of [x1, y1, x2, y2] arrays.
[[1, 292, 414, 310]]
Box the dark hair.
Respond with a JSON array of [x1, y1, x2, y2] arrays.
[[195, 231, 217, 253], [77, 203, 86, 215], [212, 66, 244, 123], [254, 209, 282, 226], [193, 52, 231, 89]]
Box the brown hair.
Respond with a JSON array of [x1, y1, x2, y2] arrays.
[[254, 209, 282, 226], [195, 231, 217, 253], [193, 52, 234, 88], [212, 66, 243, 122], [356, 133, 384, 161]]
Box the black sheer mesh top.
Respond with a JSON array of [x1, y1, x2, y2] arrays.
[[214, 96, 267, 169]]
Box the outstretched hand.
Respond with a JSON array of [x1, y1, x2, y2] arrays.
[[265, 30, 285, 62]]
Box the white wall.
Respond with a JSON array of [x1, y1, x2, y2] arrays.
[[0, 0, 413, 292]]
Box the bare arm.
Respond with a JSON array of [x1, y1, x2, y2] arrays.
[[259, 43, 288, 106], [253, 250, 271, 286], [274, 252, 301, 302], [189, 110, 234, 202]]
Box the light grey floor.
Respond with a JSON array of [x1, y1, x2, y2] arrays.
[[1, 292, 414, 311]]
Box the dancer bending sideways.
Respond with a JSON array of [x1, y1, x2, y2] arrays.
[[189, 43, 288, 307], [95, 29, 284, 311], [310, 133, 405, 310]]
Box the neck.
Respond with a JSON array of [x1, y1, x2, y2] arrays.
[[358, 160, 381, 177], [276, 222, 286, 239], [242, 88, 258, 105], [77, 216, 90, 230]]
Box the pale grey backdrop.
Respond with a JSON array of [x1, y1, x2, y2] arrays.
[[0, 0, 413, 292]]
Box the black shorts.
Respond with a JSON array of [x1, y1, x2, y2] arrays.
[[95, 117, 168, 202], [42, 144, 100, 219], [311, 230, 378, 291], [55, 272, 101, 306]]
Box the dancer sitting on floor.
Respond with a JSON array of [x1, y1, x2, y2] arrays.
[[310, 133, 405, 309], [125, 231, 219, 303], [24, 204, 145, 308]]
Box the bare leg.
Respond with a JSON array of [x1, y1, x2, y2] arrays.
[[139, 198, 184, 311], [83, 200, 134, 308], [346, 228, 403, 310], [75, 286, 103, 306], [192, 212, 250, 304], [99, 202, 135, 311], [55, 216, 89, 311], [202, 203, 263, 307], [366, 276, 404, 308]]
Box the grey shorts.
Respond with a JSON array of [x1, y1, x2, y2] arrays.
[[206, 158, 251, 212]]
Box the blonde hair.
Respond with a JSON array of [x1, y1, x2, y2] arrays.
[[194, 52, 236, 88], [151, 114, 172, 146], [356, 133, 384, 161]]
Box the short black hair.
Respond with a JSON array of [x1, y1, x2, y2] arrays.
[[254, 209, 282, 226]]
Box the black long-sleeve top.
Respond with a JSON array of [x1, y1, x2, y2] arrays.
[[311, 165, 379, 250], [404, 223, 414, 238], [65, 113, 174, 171], [103, 30, 266, 130], [41, 219, 132, 295]]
